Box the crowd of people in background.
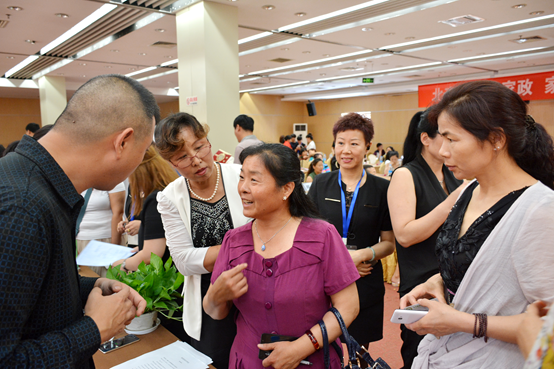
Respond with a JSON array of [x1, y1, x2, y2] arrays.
[[1, 77, 553, 369]]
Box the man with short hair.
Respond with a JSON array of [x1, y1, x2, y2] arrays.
[[25, 122, 40, 137], [306, 133, 316, 151], [290, 133, 298, 151], [233, 114, 262, 164], [0, 74, 155, 368]]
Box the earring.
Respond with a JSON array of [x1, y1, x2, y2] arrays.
[[493, 147, 497, 151], [283, 196, 287, 201]]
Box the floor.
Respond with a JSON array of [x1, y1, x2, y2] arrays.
[[368, 282, 404, 369]]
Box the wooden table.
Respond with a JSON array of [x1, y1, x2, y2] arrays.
[[79, 265, 215, 368]]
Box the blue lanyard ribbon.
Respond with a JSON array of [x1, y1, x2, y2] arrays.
[[338, 170, 365, 239]]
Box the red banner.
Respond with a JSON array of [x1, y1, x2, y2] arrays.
[[418, 71, 554, 108]]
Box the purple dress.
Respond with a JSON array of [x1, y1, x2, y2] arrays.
[[211, 217, 360, 368]]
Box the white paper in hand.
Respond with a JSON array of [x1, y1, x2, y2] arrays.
[[76, 240, 135, 267]]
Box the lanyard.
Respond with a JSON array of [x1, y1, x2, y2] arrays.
[[130, 202, 136, 221], [338, 169, 364, 242]]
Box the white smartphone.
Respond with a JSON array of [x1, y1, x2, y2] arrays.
[[390, 301, 431, 324]]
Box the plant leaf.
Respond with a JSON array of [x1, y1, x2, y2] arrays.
[[150, 253, 163, 273]]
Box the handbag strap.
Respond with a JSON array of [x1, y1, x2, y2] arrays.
[[329, 307, 392, 369], [319, 319, 345, 369], [75, 188, 93, 235]]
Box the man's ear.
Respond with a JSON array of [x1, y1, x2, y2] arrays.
[[114, 128, 135, 159]]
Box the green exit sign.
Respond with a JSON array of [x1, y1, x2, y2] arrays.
[[362, 78, 374, 83]]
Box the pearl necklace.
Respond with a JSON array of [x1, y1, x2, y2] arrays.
[[186, 163, 220, 202], [254, 216, 293, 251]]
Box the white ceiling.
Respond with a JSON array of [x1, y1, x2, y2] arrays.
[[0, 0, 553, 103]]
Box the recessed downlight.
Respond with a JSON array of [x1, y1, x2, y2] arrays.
[[25, 40, 35, 44], [130, 68, 136, 71], [512, 4, 526, 9], [361, 27, 372, 31], [281, 48, 289, 51], [295, 12, 306, 17], [164, 55, 173, 59], [155, 28, 165, 32], [302, 51, 311, 54], [323, 54, 330, 57], [385, 32, 395, 36], [7, 6, 23, 11], [6, 56, 14, 59], [105, 65, 112, 68], [79, 63, 87, 66], [405, 36, 415, 40], [262, 5, 275, 10], [139, 52, 147, 55], [111, 49, 119, 52], [55, 13, 69, 18], [82, 75, 86, 77], [530, 11, 544, 15], [320, 73, 326, 76]]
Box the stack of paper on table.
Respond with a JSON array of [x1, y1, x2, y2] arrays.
[[76, 240, 135, 267], [111, 341, 212, 369]]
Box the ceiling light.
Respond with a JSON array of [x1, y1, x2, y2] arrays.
[[512, 4, 526, 9], [315, 62, 441, 82], [136, 68, 178, 82], [262, 5, 275, 10], [40, 4, 117, 55], [160, 59, 178, 67], [228, 0, 238, 2], [323, 54, 330, 57], [340, 66, 364, 71], [303, 51, 311, 54], [164, 55, 173, 59], [295, 12, 306, 17], [7, 6, 23, 11], [105, 65, 112, 68], [509, 35, 546, 43], [320, 73, 326, 76], [55, 13, 69, 18], [362, 27, 372, 31], [281, 48, 289, 51], [530, 11, 544, 15], [380, 13, 554, 50], [240, 80, 310, 93], [130, 68, 136, 71], [245, 65, 251, 67], [126, 66, 157, 77], [447, 46, 546, 62], [384, 32, 395, 35], [79, 63, 87, 66], [439, 14, 484, 27], [57, 73, 64, 76], [111, 49, 119, 52], [25, 40, 36, 44], [405, 36, 415, 40], [155, 28, 165, 32], [139, 52, 147, 55], [82, 75, 86, 77], [6, 56, 14, 59]]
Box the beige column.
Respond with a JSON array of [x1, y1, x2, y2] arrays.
[[38, 76, 67, 126], [176, 1, 239, 155]]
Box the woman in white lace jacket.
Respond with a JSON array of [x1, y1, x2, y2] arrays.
[[154, 113, 250, 369]]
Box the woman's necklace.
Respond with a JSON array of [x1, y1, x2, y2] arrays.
[[254, 216, 293, 251], [186, 163, 220, 202]]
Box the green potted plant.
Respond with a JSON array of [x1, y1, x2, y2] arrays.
[[106, 253, 184, 333]]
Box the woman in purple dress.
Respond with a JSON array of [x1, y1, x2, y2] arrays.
[[204, 143, 360, 369]]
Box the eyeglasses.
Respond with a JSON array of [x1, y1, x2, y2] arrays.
[[170, 143, 212, 168]]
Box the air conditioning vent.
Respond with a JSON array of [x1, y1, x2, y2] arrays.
[[150, 41, 177, 48], [439, 14, 484, 27], [340, 66, 364, 71], [269, 58, 292, 63], [509, 35, 546, 44], [0, 20, 9, 28]]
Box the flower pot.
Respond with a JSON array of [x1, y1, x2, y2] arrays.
[[125, 311, 158, 333]]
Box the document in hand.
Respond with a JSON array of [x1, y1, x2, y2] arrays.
[[111, 341, 213, 369], [76, 240, 135, 267]]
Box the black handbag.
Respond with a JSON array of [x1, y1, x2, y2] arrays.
[[318, 307, 391, 369]]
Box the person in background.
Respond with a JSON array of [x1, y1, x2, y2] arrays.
[[279, 135, 285, 144], [2, 140, 19, 157], [386, 145, 395, 153], [155, 112, 250, 369], [32, 124, 53, 140], [387, 110, 464, 369], [76, 183, 126, 277], [204, 143, 359, 368], [0, 74, 153, 368], [308, 113, 395, 361], [403, 80, 554, 369], [0, 145, 4, 155], [373, 142, 384, 159], [290, 133, 298, 151], [25, 122, 40, 137], [306, 132, 316, 151], [306, 158, 324, 183], [384, 150, 401, 177], [112, 145, 186, 341], [295, 134, 305, 156], [328, 141, 340, 171], [363, 164, 377, 176], [283, 135, 293, 149], [233, 114, 262, 164]]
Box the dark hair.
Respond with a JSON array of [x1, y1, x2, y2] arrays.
[[402, 110, 439, 165], [291, 133, 296, 138], [386, 150, 399, 161], [0, 145, 5, 154], [3, 140, 20, 157], [332, 113, 374, 147], [32, 125, 54, 141], [154, 112, 209, 160], [306, 158, 323, 178], [428, 80, 554, 189], [279, 135, 285, 144], [239, 143, 320, 219], [233, 114, 254, 131], [313, 152, 323, 160], [285, 135, 291, 140], [376, 143, 383, 147], [306, 133, 313, 140], [297, 134, 303, 141], [26, 123, 40, 133], [386, 146, 395, 151]]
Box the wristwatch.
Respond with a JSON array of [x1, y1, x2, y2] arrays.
[[121, 259, 128, 272]]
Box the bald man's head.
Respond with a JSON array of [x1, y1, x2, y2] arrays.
[[54, 74, 159, 143]]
